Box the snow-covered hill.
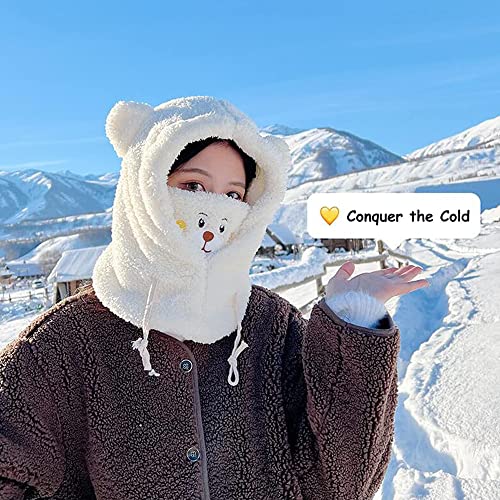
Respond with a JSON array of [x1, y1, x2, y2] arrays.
[[0, 210, 112, 241], [8, 229, 111, 267], [0, 169, 117, 224], [260, 124, 306, 136], [407, 115, 500, 159], [277, 116, 500, 243], [264, 126, 403, 188], [0, 126, 402, 224], [3, 116, 500, 251]]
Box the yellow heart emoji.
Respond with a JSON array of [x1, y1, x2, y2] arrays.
[[320, 206, 340, 225]]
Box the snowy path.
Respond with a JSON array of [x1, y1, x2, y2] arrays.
[[376, 207, 500, 499], [289, 207, 500, 498], [280, 229, 500, 499]]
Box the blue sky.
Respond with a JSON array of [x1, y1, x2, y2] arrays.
[[1, 0, 499, 175]]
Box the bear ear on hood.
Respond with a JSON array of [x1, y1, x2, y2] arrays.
[[105, 100, 155, 158], [263, 133, 292, 164]]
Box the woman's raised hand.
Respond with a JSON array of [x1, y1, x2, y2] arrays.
[[325, 261, 430, 304]]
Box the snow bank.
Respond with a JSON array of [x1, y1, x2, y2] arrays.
[[250, 246, 328, 289]]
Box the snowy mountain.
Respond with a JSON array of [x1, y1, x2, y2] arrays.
[[0, 127, 402, 223], [3, 116, 499, 251], [271, 127, 404, 188], [260, 124, 306, 136], [55, 169, 120, 185], [277, 116, 500, 243], [0, 209, 113, 262], [0, 169, 117, 224], [407, 115, 500, 159]]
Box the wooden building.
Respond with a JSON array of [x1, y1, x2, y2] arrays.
[[258, 223, 302, 257], [48, 245, 107, 303], [319, 238, 369, 252]]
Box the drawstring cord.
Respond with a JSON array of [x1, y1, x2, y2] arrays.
[[132, 276, 161, 377], [132, 279, 248, 386], [227, 292, 249, 386]]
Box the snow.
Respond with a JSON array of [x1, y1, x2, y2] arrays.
[[408, 115, 500, 159], [0, 168, 117, 224], [47, 245, 107, 282], [415, 178, 500, 211], [260, 124, 306, 136], [3, 116, 498, 253], [3, 262, 43, 277], [266, 223, 302, 246], [11, 231, 111, 265], [481, 205, 500, 224], [376, 212, 500, 499], [251, 246, 328, 289], [0, 285, 51, 350], [282, 127, 403, 188], [277, 141, 500, 240], [0, 313, 41, 351], [277, 205, 500, 499]]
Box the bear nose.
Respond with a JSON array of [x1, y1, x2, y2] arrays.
[[203, 231, 214, 242]]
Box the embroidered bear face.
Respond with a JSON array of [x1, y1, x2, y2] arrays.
[[167, 185, 250, 255]]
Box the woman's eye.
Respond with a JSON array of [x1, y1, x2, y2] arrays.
[[219, 224, 225, 233], [198, 218, 205, 228], [185, 182, 204, 192], [227, 192, 242, 200]]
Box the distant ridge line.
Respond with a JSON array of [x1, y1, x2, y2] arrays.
[[287, 136, 500, 189]]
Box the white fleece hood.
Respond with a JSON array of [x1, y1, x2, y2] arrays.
[[92, 96, 290, 386]]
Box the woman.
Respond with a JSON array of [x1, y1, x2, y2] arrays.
[[0, 96, 428, 499]]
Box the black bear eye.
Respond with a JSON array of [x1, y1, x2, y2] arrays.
[[219, 224, 225, 233], [198, 218, 205, 228]]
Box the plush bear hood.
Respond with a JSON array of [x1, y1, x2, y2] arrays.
[[92, 96, 291, 386]]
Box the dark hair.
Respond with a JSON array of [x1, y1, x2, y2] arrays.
[[168, 136, 257, 192]]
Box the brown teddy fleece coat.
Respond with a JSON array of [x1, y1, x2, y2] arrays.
[[0, 283, 400, 500]]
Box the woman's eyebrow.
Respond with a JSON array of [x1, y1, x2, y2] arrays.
[[178, 167, 210, 177], [179, 167, 245, 189], [229, 180, 245, 188]]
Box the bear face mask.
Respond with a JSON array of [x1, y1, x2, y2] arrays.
[[168, 185, 250, 257], [92, 96, 291, 386]]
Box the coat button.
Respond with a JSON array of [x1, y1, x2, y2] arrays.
[[180, 359, 193, 373], [187, 446, 201, 462]]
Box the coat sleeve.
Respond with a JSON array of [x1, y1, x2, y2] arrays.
[[0, 333, 66, 499], [324, 290, 389, 329], [281, 296, 400, 500]]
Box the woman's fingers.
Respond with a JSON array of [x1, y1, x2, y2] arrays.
[[372, 267, 398, 275], [333, 261, 355, 281], [397, 266, 423, 281], [392, 265, 417, 275], [389, 265, 422, 279], [397, 278, 430, 293]]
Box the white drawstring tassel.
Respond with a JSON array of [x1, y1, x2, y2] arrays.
[[227, 293, 249, 386], [132, 277, 160, 377]]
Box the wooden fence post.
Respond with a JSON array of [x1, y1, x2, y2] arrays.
[[377, 240, 387, 269], [316, 276, 324, 297]]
